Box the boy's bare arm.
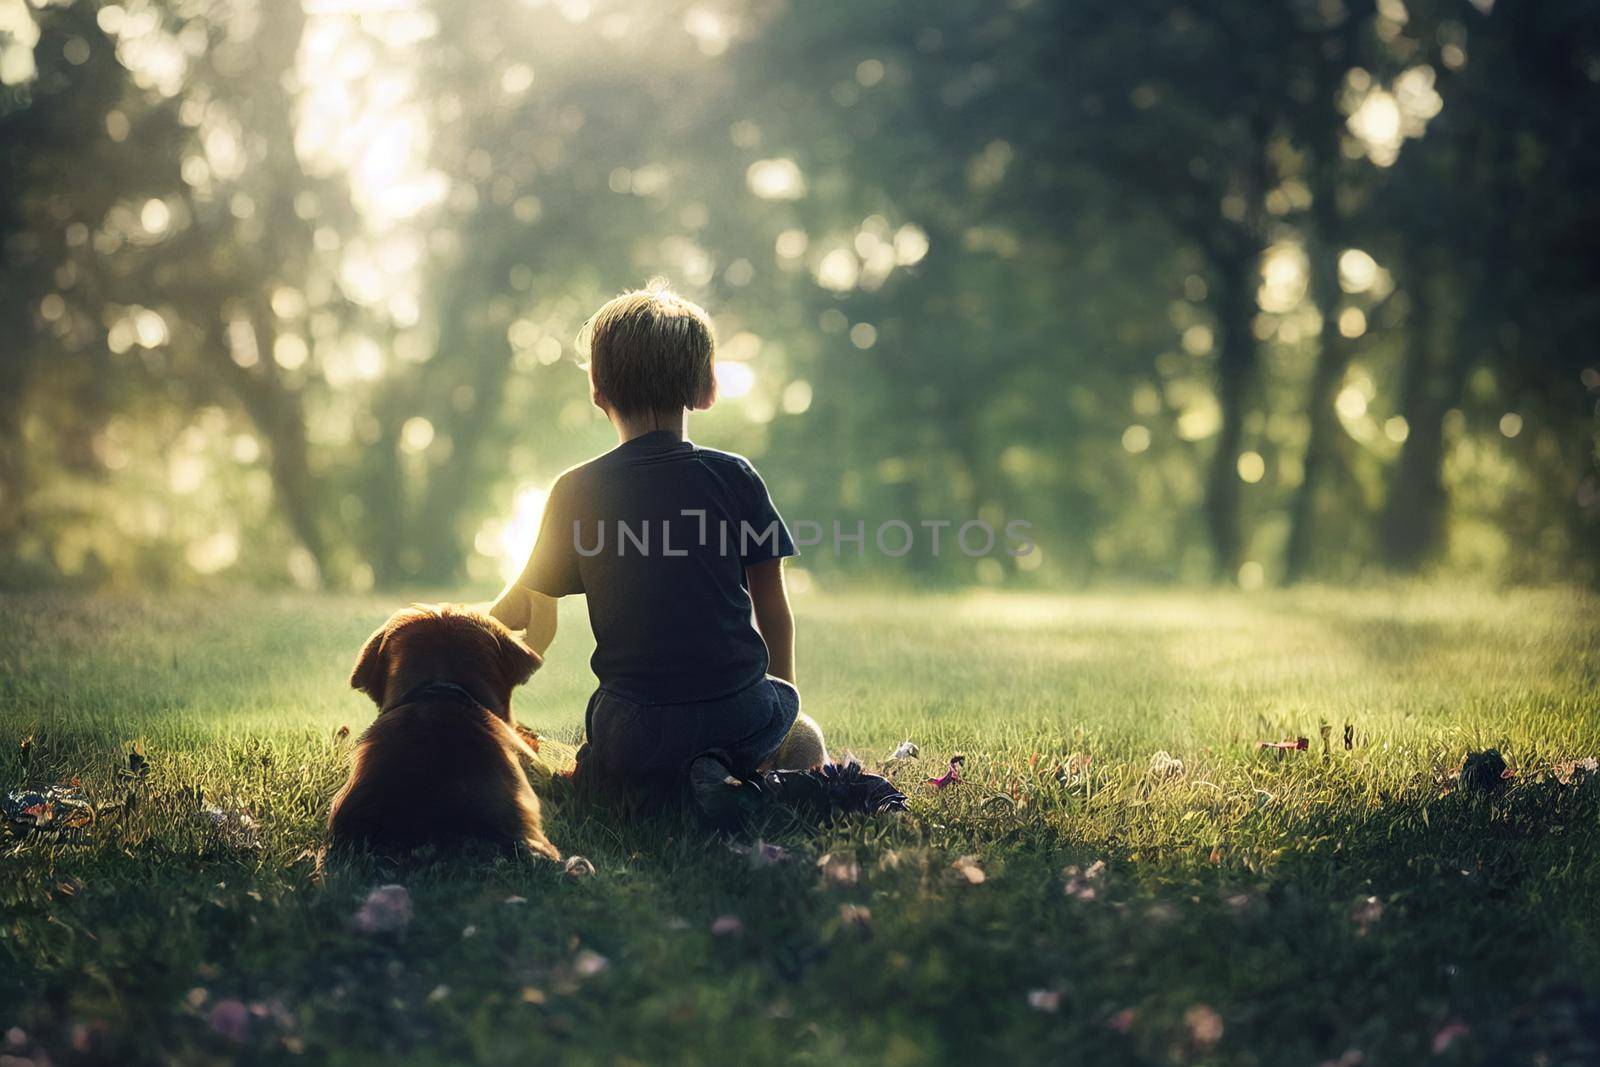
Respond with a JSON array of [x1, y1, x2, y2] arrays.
[[488, 583, 559, 655], [746, 558, 795, 685]]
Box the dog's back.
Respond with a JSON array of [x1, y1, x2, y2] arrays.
[[329, 605, 560, 860], [331, 700, 556, 857]]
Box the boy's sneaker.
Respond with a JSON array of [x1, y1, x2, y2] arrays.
[[688, 752, 756, 831], [690, 753, 908, 832], [759, 759, 908, 820]]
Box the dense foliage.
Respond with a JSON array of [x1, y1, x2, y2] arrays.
[[2, 0, 1596, 590]]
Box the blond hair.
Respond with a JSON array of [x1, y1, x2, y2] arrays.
[[577, 280, 716, 417]]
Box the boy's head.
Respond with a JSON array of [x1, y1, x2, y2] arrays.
[[578, 280, 717, 421]]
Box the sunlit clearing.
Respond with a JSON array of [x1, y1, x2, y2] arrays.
[[1176, 395, 1221, 442], [683, 7, 730, 56], [1336, 385, 1369, 420], [1346, 67, 1442, 167], [781, 379, 813, 414], [893, 224, 929, 266], [0, 1, 39, 86], [479, 485, 548, 584], [1338, 307, 1367, 338], [1258, 243, 1308, 314], [187, 529, 240, 575], [400, 416, 435, 453], [815, 248, 860, 292], [1181, 324, 1213, 356], [1348, 91, 1403, 165], [715, 361, 757, 399], [1338, 249, 1379, 293], [746, 158, 805, 200]]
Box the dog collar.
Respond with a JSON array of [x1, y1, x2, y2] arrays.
[[391, 679, 496, 714]]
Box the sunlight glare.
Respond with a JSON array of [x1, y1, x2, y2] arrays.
[[715, 361, 757, 399], [486, 485, 549, 584]]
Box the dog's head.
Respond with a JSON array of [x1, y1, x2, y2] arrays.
[[350, 604, 541, 714]]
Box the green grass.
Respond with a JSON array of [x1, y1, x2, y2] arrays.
[[2, 586, 1598, 1066]]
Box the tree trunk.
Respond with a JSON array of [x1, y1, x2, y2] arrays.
[[1284, 222, 1355, 583], [213, 312, 332, 586], [1204, 249, 1260, 580], [1379, 262, 1457, 571], [1284, 6, 1369, 584]]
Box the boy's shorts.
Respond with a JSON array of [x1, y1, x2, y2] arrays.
[[582, 675, 800, 781]]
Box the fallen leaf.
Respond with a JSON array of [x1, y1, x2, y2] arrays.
[[353, 884, 412, 934], [951, 854, 987, 885], [730, 840, 789, 867], [1063, 859, 1107, 901], [1553, 756, 1598, 785], [426, 985, 449, 1004], [1351, 895, 1383, 933], [838, 903, 872, 928], [563, 855, 596, 878], [1148, 751, 1185, 779], [520, 986, 546, 1005], [1027, 989, 1061, 1012], [817, 852, 860, 886], [504, 895, 527, 905], [887, 740, 920, 761], [202, 805, 260, 849]]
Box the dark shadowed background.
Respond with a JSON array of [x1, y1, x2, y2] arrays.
[[3, 0, 1597, 593]]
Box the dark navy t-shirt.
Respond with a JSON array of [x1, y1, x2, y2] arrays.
[[517, 431, 797, 705]]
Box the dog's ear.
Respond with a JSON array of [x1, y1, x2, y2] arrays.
[[497, 629, 542, 689], [350, 625, 391, 706]]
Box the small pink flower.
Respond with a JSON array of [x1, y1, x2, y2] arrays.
[[1432, 1020, 1469, 1054], [208, 999, 250, 1043], [1351, 896, 1383, 934], [1106, 1007, 1137, 1033], [1185, 1004, 1224, 1047], [1027, 989, 1061, 1013], [927, 754, 965, 789], [710, 914, 744, 937], [572, 949, 609, 977]]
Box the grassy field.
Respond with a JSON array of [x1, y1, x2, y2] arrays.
[[1, 586, 1598, 1066]]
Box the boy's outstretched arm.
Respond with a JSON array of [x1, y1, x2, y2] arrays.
[[747, 558, 795, 684], [489, 582, 559, 655]]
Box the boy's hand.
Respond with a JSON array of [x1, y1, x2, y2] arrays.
[[488, 583, 532, 632], [491, 584, 559, 656]]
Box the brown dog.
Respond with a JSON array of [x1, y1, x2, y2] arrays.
[[328, 604, 560, 860]]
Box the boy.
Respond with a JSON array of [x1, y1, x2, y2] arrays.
[[490, 282, 826, 817]]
